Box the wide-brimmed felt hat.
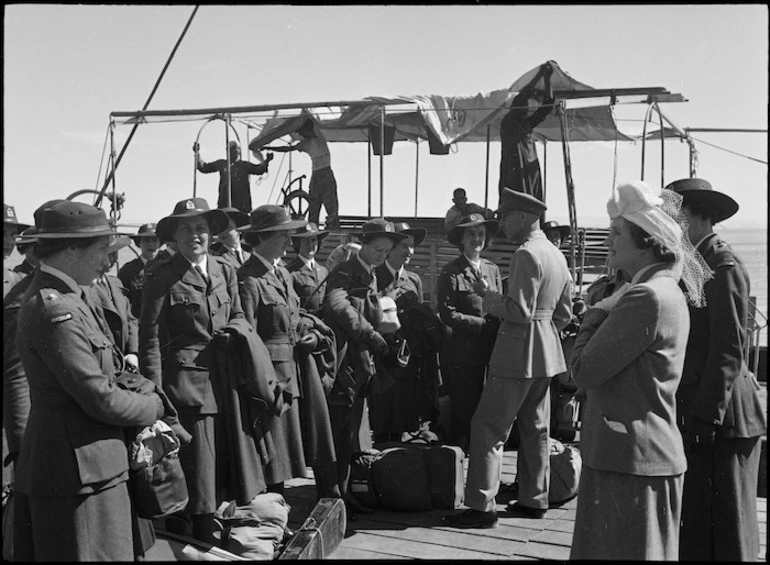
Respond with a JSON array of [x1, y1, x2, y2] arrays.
[[390, 221, 427, 247], [237, 204, 307, 233], [447, 212, 499, 249], [358, 218, 409, 243], [156, 198, 229, 243], [291, 221, 329, 242], [107, 234, 132, 255], [3, 204, 30, 231], [35, 201, 127, 239], [497, 188, 547, 215], [130, 222, 159, 245], [16, 226, 38, 246], [541, 220, 571, 239], [16, 198, 68, 243], [218, 207, 251, 230], [665, 177, 739, 223]]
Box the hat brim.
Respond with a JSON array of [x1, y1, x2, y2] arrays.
[[447, 219, 500, 248], [34, 227, 129, 240], [291, 229, 330, 242], [4, 221, 31, 232], [359, 231, 409, 243], [107, 235, 133, 254], [237, 218, 308, 233], [401, 228, 427, 247], [156, 210, 230, 243], [679, 190, 739, 223]]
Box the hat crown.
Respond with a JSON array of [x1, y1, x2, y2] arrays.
[[137, 223, 157, 235], [39, 201, 112, 236], [33, 199, 66, 227], [247, 205, 295, 231], [174, 198, 211, 214], [665, 178, 714, 193], [362, 218, 394, 234], [497, 188, 547, 214], [4, 204, 19, 223]]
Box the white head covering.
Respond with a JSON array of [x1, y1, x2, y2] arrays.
[[607, 181, 712, 307]]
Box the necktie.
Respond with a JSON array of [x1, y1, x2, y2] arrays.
[[236, 249, 244, 265], [370, 270, 378, 293], [195, 264, 211, 293]]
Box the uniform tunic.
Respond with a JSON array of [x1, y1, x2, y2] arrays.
[[436, 254, 502, 451], [16, 264, 161, 561], [287, 255, 328, 314], [140, 252, 244, 515], [677, 233, 767, 561], [237, 254, 307, 485], [211, 241, 251, 270]]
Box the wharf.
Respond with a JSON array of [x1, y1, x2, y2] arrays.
[[284, 445, 767, 561]]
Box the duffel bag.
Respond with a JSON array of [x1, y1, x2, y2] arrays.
[[548, 439, 582, 506], [213, 492, 291, 560]]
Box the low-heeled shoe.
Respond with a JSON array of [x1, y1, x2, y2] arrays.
[[506, 501, 547, 519], [443, 508, 498, 529]]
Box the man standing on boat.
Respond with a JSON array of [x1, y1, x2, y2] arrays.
[[498, 62, 555, 204], [444, 189, 572, 528], [194, 140, 274, 214], [263, 118, 340, 230], [668, 178, 766, 561]]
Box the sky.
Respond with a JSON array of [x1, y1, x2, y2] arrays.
[[4, 4, 768, 230]]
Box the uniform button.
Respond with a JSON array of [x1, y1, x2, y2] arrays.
[[128, 377, 137, 384]]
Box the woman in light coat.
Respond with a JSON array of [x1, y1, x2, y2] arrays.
[[569, 181, 710, 560]]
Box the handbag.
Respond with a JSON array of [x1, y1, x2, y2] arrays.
[[129, 421, 189, 519]]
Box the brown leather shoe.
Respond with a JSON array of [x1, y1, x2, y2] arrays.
[[506, 501, 547, 519]]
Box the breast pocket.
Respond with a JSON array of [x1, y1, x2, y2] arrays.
[[168, 291, 201, 332], [212, 287, 232, 329], [86, 331, 113, 371]]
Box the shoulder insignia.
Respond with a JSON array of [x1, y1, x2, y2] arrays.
[[50, 312, 73, 324]]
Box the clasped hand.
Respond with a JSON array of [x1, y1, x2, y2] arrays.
[[471, 278, 490, 297]]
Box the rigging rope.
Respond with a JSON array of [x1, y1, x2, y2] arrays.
[[688, 135, 767, 165], [96, 5, 200, 207]]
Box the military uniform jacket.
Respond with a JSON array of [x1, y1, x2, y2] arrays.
[[118, 256, 146, 319], [676, 233, 766, 439], [139, 253, 244, 414], [88, 274, 139, 356], [237, 256, 301, 399], [571, 263, 688, 476], [287, 256, 328, 313], [324, 256, 381, 344], [376, 263, 423, 310], [3, 272, 34, 456], [3, 264, 23, 299], [211, 242, 252, 271], [437, 255, 502, 366], [483, 231, 572, 378], [15, 265, 160, 497]]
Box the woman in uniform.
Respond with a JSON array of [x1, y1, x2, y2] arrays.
[[436, 212, 501, 453], [14, 201, 166, 561], [237, 205, 310, 494], [139, 197, 243, 543], [286, 221, 329, 315]]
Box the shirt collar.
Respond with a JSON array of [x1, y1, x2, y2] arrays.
[[299, 254, 315, 269], [184, 254, 208, 275], [253, 251, 275, 271], [384, 259, 401, 279], [694, 232, 713, 250], [462, 253, 481, 272], [631, 262, 663, 285], [38, 262, 81, 294]]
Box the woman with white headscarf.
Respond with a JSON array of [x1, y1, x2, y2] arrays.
[[569, 181, 710, 560]]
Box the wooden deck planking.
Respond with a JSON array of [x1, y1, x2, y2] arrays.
[[283, 449, 768, 561]]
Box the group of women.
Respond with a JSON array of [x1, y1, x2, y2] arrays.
[[5, 175, 754, 561]]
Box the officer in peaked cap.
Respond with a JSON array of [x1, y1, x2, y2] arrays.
[[13, 201, 167, 560], [667, 177, 766, 561], [446, 186, 572, 528]]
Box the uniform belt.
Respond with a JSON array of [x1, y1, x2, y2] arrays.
[[531, 309, 554, 321]]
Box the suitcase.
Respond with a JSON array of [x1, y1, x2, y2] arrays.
[[279, 497, 346, 560], [372, 446, 433, 511], [373, 441, 465, 509]]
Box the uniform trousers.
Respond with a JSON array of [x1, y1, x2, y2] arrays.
[[308, 167, 339, 229], [465, 376, 551, 512], [328, 396, 372, 497], [679, 435, 761, 561]]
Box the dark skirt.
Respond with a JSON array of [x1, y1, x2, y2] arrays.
[[264, 397, 308, 485]]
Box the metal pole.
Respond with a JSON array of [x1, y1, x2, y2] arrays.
[[96, 5, 199, 207], [657, 103, 665, 188], [225, 115, 232, 208], [484, 124, 491, 211], [108, 120, 118, 227], [558, 102, 578, 293], [379, 107, 385, 217], [640, 102, 654, 182], [367, 139, 372, 217], [414, 139, 419, 216], [542, 140, 548, 206]]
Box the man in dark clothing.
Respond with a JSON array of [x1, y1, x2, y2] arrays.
[[498, 62, 555, 202], [668, 178, 766, 562], [194, 140, 274, 213]]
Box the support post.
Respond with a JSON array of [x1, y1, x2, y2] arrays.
[[557, 102, 578, 294], [224, 115, 232, 208], [367, 140, 372, 217], [379, 107, 385, 217], [414, 139, 419, 216], [657, 103, 665, 188], [640, 102, 654, 182], [484, 124, 491, 211]]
